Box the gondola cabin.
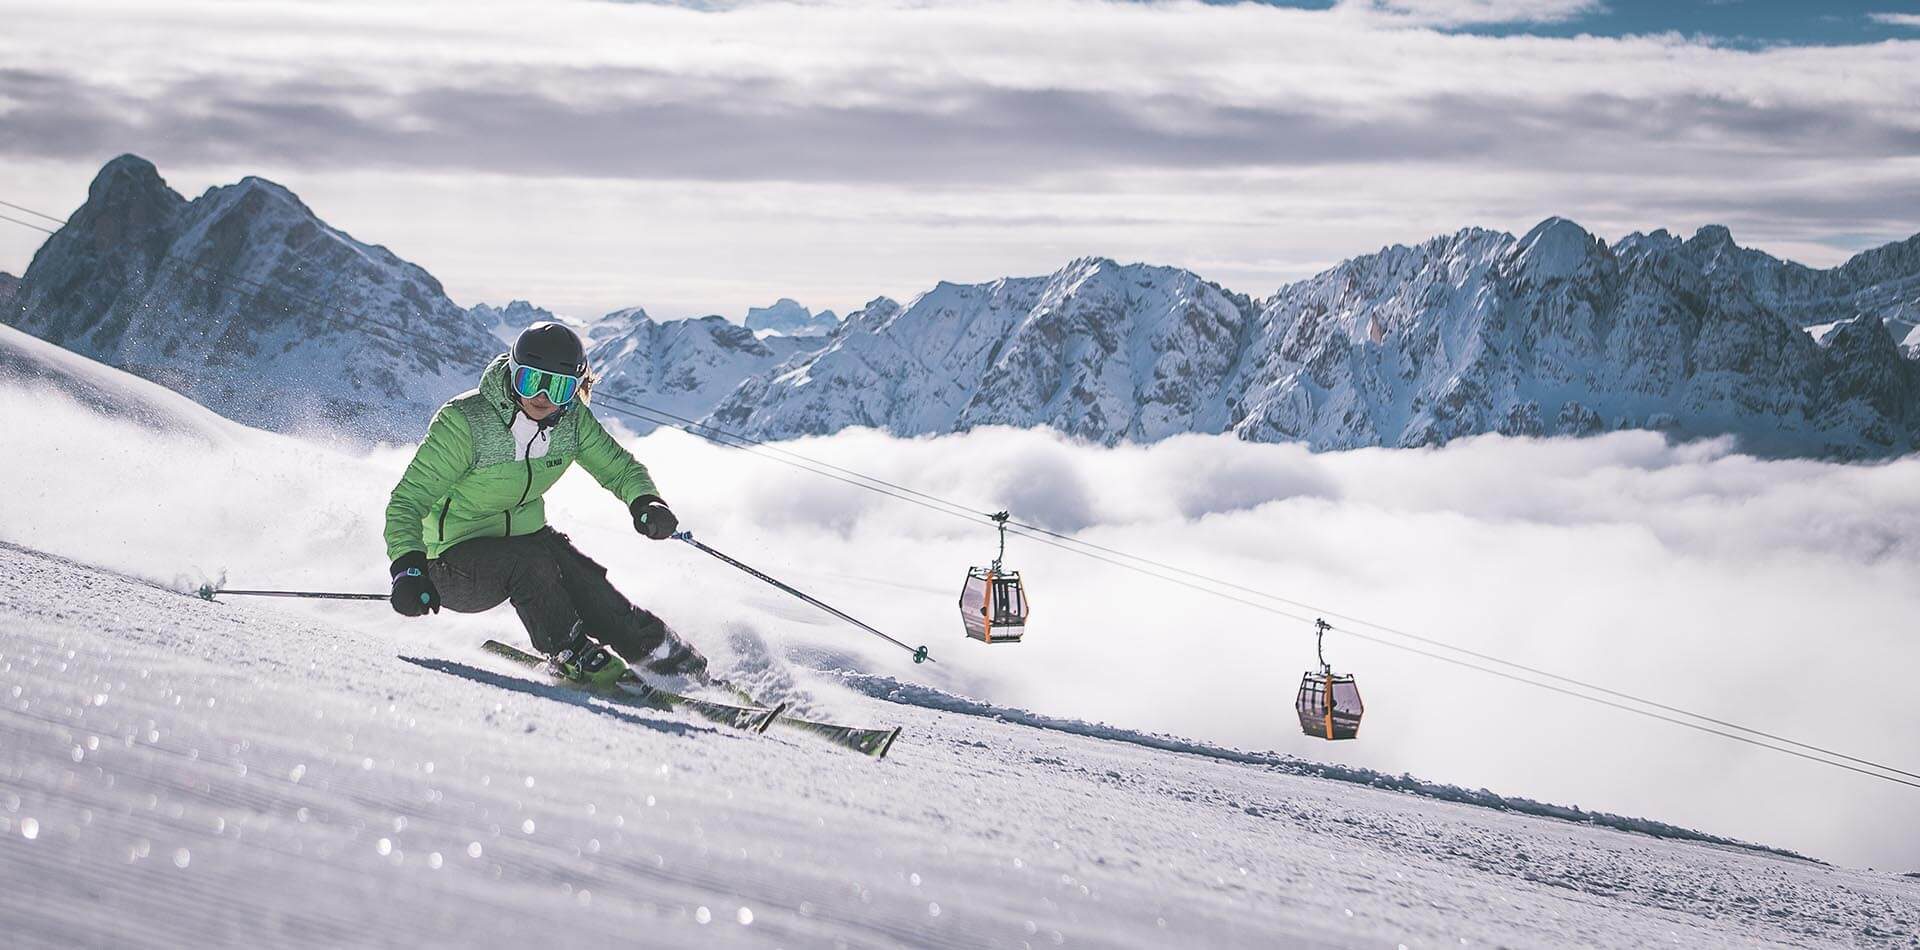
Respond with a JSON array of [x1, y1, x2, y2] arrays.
[[1295, 670, 1363, 740], [959, 566, 1027, 643], [1296, 618, 1363, 740]]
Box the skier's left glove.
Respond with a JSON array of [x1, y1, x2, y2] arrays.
[[389, 551, 440, 616], [631, 494, 678, 540]]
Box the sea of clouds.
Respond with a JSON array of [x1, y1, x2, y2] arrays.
[[4, 371, 1917, 870]]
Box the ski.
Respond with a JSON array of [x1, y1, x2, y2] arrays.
[[482, 640, 902, 758], [770, 716, 902, 759], [481, 639, 785, 733], [706, 681, 904, 759]]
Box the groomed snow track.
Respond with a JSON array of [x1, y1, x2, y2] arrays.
[[2, 542, 1916, 948]]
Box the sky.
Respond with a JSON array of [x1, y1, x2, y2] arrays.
[[2, 0, 1919, 320]]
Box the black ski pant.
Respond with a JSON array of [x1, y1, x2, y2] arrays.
[[428, 527, 670, 661]]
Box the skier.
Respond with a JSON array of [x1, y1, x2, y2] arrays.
[[383, 321, 707, 686]]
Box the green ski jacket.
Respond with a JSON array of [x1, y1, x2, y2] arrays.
[[384, 355, 660, 560]]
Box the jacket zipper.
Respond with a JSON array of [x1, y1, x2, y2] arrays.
[[507, 422, 543, 537], [437, 498, 451, 541]]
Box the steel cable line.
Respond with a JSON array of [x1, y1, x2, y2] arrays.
[[0, 199, 66, 224], [4, 200, 1918, 788], [593, 397, 1920, 787], [577, 389, 1920, 784], [0, 212, 57, 235]]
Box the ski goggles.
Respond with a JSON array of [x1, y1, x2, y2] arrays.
[[507, 359, 582, 405]]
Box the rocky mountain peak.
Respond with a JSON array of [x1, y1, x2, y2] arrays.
[[469, 299, 561, 346], [7, 156, 499, 441], [1690, 224, 1736, 248], [88, 154, 171, 205], [1508, 216, 1607, 282], [744, 297, 839, 336]]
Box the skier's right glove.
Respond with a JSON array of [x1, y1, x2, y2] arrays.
[[631, 494, 678, 541], [389, 551, 440, 616]]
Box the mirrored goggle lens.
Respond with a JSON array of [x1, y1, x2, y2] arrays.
[[512, 365, 579, 404]]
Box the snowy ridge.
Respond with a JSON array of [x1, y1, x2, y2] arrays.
[[0, 323, 236, 445], [716, 225, 1920, 458], [6, 154, 1918, 457], [4, 155, 500, 442], [825, 670, 1810, 863], [585, 308, 829, 434], [467, 299, 564, 347], [744, 298, 840, 337], [711, 259, 1257, 443]]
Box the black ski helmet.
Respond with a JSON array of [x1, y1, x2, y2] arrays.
[[511, 322, 587, 376]]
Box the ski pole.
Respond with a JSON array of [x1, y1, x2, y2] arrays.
[[670, 531, 934, 664], [197, 586, 386, 601]]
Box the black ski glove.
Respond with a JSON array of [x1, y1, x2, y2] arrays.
[[390, 551, 440, 616], [631, 494, 678, 540]]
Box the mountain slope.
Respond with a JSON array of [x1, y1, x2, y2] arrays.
[[714, 223, 1920, 458], [8, 155, 1917, 457], [1228, 219, 1920, 457], [4, 154, 500, 441], [711, 259, 1257, 444], [0, 322, 237, 445], [586, 307, 828, 433], [744, 298, 840, 337]]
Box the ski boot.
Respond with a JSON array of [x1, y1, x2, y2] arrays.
[[548, 622, 629, 687], [640, 627, 709, 683]]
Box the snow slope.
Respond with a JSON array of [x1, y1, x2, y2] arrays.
[[5, 543, 1917, 948]]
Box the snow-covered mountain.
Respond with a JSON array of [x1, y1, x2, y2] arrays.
[[467, 299, 563, 347], [744, 297, 840, 337], [710, 259, 1255, 443], [8, 155, 1917, 457], [3, 154, 500, 442], [714, 223, 1920, 458], [1228, 219, 1920, 457], [585, 307, 829, 433]]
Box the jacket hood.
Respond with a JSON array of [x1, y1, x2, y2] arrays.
[[477, 353, 514, 410]]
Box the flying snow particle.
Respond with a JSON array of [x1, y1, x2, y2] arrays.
[[695, 907, 712, 925]]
